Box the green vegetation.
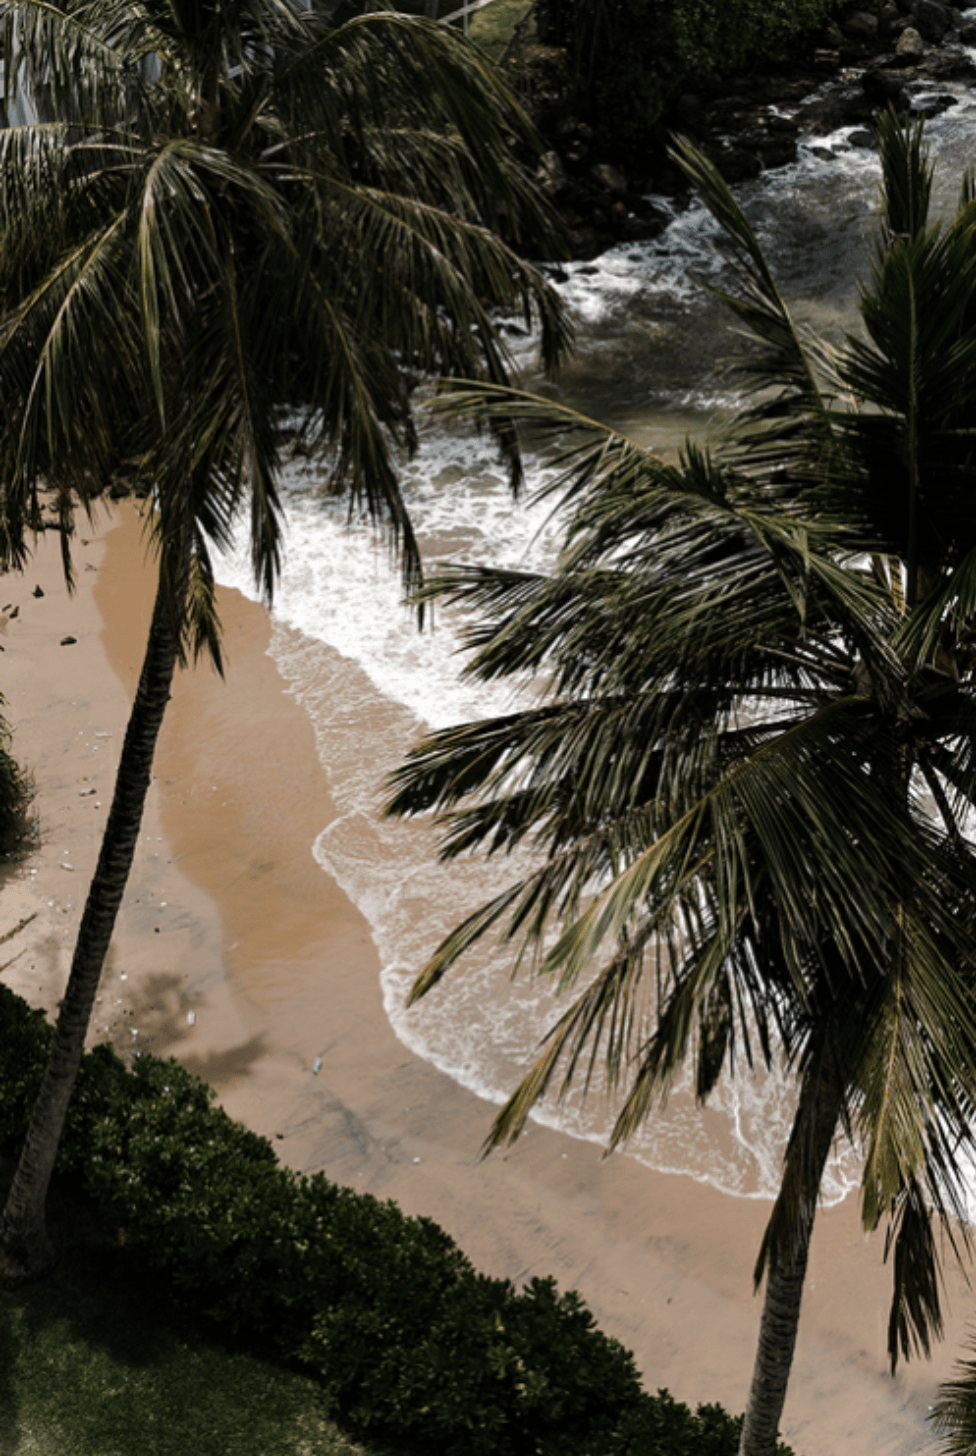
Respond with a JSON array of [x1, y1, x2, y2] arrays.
[[0, 711, 32, 859], [468, 0, 534, 61], [0, 1172, 367, 1456], [0, 982, 794, 1456], [385, 114, 976, 1456], [527, 0, 843, 155]]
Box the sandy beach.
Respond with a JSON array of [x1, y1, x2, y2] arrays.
[[0, 501, 971, 1456]]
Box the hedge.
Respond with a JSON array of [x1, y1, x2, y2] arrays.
[[0, 985, 795, 1455]]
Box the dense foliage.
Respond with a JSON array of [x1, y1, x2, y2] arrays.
[[538, 0, 843, 153], [0, 983, 794, 1454], [0, 711, 30, 855]]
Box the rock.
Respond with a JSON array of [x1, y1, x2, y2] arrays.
[[878, 2, 902, 34], [895, 24, 926, 55], [539, 265, 570, 284], [759, 133, 798, 167], [60, 634, 76, 645], [860, 68, 910, 108], [843, 10, 879, 38], [570, 226, 613, 261], [847, 129, 877, 147], [823, 18, 844, 45], [917, 49, 976, 77], [795, 89, 873, 135], [617, 215, 666, 243], [675, 93, 706, 128], [913, 0, 952, 40], [590, 162, 628, 194], [960, 18, 976, 40], [911, 91, 958, 117], [536, 150, 567, 197], [8, 605, 18, 619], [807, 145, 838, 160], [31, 585, 43, 598], [714, 147, 762, 183]]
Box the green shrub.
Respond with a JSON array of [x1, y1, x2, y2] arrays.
[[0, 987, 51, 1149], [0, 984, 796, 1454], [0, 712, 33, 856]]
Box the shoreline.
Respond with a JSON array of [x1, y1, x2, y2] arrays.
[[0, 503, 971, 1455]]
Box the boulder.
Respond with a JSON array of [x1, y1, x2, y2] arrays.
[[675, 93, 706, 128], [617, 215, 667, 243], [917, 48, 976, 76], [878, 2, 902, 33], [895, 24, 926, 55], [823, 18, 845, 45], [843, 10, 879, 38], [860, 68, 910, 108], [757, 134, 798, 167], [847, 129, 877, 147], [590, 162, 628, 194], [959, 18, 976, 41], [911, 91, 958, 117], [713, 147, 762, 182], [795, 89, 873, 135], [536, 150, 568, 197], [913, 0, 953, 41]]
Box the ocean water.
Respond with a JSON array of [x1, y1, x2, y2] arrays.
[[211, 89, 976, 1204]]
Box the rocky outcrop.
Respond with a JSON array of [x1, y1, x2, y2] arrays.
[[531, 0, 975, 258]]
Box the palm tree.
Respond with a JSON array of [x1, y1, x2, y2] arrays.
[[385, 113, 976, 1456], [0, 0, 570, 1282]]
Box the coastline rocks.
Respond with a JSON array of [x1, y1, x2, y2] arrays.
[[703, 144, 763, 182], [895, 25, 926, 56], [844, 10, 879, 38], [860, 67, 911, 107], [878, 3, 903, 36], [536, 149, 568, 196], [911, 90, 958, 117], [794, 87, 874, 134], [529, 0, 975, 261], [917, 48, 976, 77], [912, 0, 954, 41]]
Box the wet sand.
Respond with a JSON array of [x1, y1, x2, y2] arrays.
[[0, 502, 970, 1456]]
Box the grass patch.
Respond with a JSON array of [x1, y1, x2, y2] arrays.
[[0, 1169, 375, 1456]]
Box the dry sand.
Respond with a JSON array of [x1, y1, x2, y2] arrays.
[[0, 501, 971, 1456]]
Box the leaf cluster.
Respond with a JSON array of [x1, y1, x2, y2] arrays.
[[386, 111, 976, 1372], [0, 0, 572, 654]]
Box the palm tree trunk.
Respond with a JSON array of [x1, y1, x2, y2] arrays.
[[0, 570, 178, 1283], [738, 1073, 840, 1456]]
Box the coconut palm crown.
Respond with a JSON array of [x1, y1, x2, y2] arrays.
[[385, 112, 976, 1456], [0, 0, 570, 1280]]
